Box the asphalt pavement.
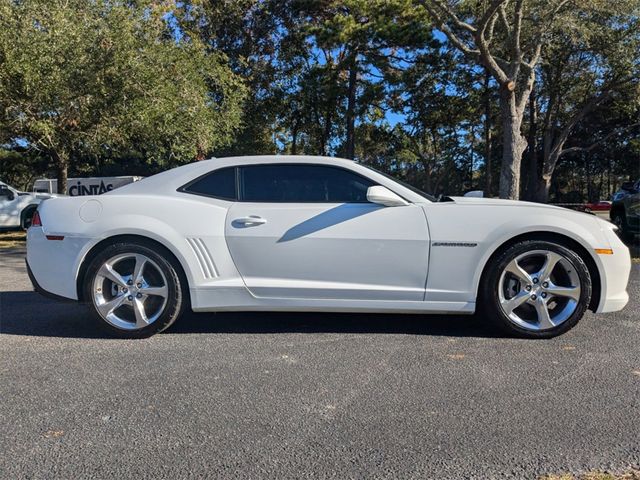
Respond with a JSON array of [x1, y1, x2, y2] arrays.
[[1, 247, 639, 479]]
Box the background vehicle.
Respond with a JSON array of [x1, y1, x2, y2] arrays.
[[610, 180, 640, 239], [26, 156, 631, 339], [33, 176, 143, 196], [585, 200, 611, 212], [0, 181, 54, 230]]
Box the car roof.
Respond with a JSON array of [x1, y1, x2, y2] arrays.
[[110, 156, 355, 195], [110, 155, 430, 203]]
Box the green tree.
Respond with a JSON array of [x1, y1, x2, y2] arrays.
[[0, 0, 245, 193], [527, 3, 640, 201], [298, 0, 432, 159], [183, 1, 434, 159], [422, 0, 640, 200]]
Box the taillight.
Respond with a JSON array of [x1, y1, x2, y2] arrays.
[[31, 210, 42, 227]]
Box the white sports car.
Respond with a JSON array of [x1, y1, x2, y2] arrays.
[[27, 156, 631, 338]]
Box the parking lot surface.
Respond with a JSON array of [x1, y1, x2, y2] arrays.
[[1, 247, 639, 479]]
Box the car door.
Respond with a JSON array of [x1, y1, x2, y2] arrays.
[[224, 164, 430, 301]]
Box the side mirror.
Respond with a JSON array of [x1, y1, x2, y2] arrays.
[[366, 185, 408, 207]]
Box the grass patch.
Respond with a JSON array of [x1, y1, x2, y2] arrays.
[[541, 470, 640, 480], [0, 231, 26, 249]]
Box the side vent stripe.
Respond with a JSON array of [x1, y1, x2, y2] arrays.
[[186, 238, 209, 278], [187, 238, 218, 279], [194, 238, 219, 277]]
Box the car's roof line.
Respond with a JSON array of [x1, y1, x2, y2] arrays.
[[110, 155, 357, 196], [108, 155, 432, 203]]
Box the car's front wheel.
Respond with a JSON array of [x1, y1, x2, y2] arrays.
[[84, 242, 185, 338], [481, 240, 592, 338]]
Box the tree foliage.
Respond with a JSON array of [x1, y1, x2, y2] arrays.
[[420, 0, 640, 199], [0, 0, 637, 202], [0, 0, 246, 193]]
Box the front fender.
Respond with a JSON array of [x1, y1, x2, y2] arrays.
[[469, 216, 609, 303], [423, 204, 610, 305]]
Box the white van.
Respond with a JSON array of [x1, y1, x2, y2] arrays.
[[33, 176, 143, 196]]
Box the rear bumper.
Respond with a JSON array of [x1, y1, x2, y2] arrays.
[[26, 226, 91, 301], [26, 259, 76, 302]]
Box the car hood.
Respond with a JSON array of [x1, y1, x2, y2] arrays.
[[449, 196, 568, 211]]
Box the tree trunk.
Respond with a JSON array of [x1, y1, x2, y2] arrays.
[[483, 71, 492, 196], [322, 106, 332, 156], [532, 147, 561, 203], [524, 84, 538, 201], [534, 173, 552, 203], [52, 150, 68, 195], [498, 88, 527, 200], [345, 55, 358, 160], [469, 123, 475, 190], [291, 112, 300, 155]]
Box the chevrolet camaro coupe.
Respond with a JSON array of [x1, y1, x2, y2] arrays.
[[27, 156, 631, 338]]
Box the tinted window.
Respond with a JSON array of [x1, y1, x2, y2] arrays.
[[240, 165, 375, 203], [182, 167, 236, 200]]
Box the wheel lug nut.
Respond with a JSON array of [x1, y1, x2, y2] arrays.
[[127, 295, 133, 301], [123, 288, 128, 293], [137, 283, 142, 288], [541, 292, 547, 298], [525, 285, 532, 291], [533, 278, 539, 284], [136, 293, 142, 299], [531, 294, 537, 300], [127, 280, 133, 285], [542, 282, 549, 288]]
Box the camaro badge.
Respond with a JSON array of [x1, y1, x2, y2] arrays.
[[432, 242, 478, 247]]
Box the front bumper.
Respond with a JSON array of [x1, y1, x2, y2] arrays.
[[594, 225, 631, 313]]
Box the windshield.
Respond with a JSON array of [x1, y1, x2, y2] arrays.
[[361, 164, 437, 202]]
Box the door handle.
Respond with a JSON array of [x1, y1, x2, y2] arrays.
[[233, 215, 267, 227]]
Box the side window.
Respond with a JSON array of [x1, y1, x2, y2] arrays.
[[240, 164, 375, 203], [181, 167, 237, 200]]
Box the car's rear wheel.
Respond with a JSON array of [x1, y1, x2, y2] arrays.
[[481, 240, 592, 338], [84, 242, 185, 338]]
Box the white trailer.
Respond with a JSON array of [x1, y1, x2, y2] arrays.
[[33, 176, 143, 196]]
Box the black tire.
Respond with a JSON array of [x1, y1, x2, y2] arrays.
[[83, 242, 185, 338], [480, 240, 592, 339], [21, 205, 38, 229]]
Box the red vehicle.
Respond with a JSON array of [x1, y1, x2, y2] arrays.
[[585, 200, 612, 212]]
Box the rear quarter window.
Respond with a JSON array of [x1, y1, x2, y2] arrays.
[[180, 167, 237, 201]]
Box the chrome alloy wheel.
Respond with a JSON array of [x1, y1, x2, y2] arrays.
[[92, 253, 169, 330], [498, 249, 582, 331]]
